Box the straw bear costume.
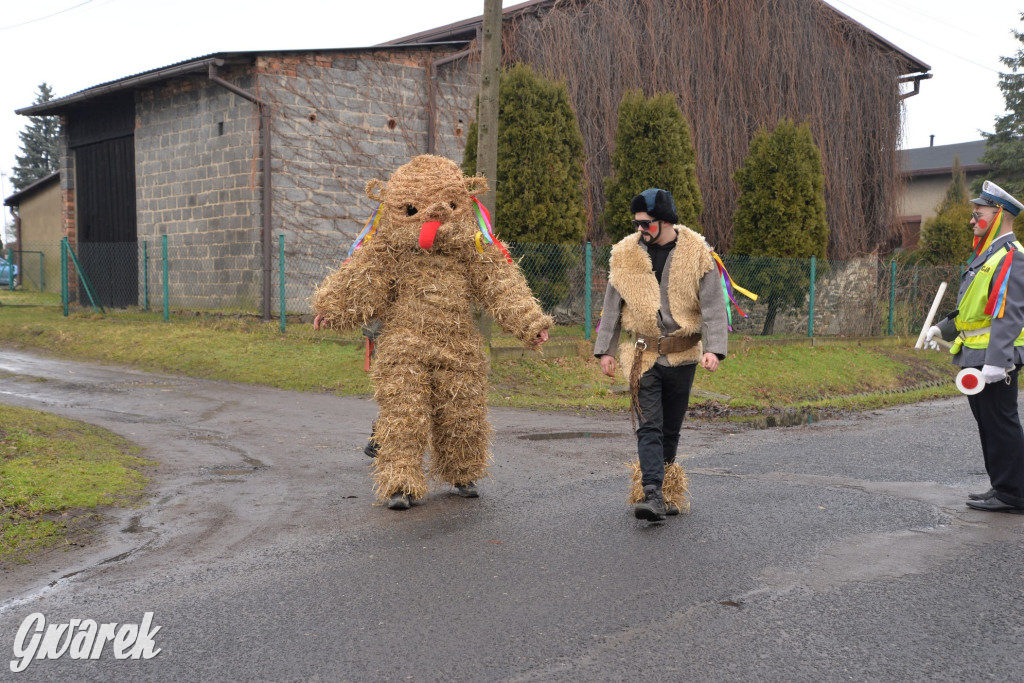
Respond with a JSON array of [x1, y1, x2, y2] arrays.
[[313, 155, 553, 505]]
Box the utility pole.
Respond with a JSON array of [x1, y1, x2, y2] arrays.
[[476, 0, 502, 344], [477, 0, 501, 218]]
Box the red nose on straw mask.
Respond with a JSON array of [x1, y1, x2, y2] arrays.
[[419, 221, 441, 250]]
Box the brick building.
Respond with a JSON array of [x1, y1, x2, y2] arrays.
[[19, 45, 477, 312]]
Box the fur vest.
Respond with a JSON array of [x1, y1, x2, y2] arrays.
[[608, 227, 714, 380]]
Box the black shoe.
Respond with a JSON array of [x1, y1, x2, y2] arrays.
[[455, 482, 479, 498], [387, 492, 411, 510], [967, 488, 996, 501], [633, 484, 666, 521], [966, 496, 1024, 514], [665, 502, 681, 516], [363, 438, 378, 458]]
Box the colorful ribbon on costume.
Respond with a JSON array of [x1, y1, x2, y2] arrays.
[[472, 197, 514, 264], [711, 251, 758, 330], [984, 244, 1015, 319], [345, 203, 383, 262], [971, 207, 1003, 263]]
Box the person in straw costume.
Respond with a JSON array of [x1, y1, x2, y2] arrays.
[[313, 155, 552, 510]]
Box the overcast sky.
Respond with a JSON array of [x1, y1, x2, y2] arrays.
[[1, 0, 1021, 215]]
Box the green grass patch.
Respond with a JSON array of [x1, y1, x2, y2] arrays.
[[0, 291, 371, 395], [0, 403, 154, 564], [0, 290, 960, 417], [488, 338, 959, 412]]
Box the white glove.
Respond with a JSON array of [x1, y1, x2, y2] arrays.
[[925, 326, 942, 351], [981, 364, 1008, 383]]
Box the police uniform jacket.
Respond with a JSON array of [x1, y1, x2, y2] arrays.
[[936, 232, 1024, 369]]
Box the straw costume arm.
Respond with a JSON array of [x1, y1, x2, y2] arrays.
[[468, 244, 553, 346], [312, 243, 397, 332]]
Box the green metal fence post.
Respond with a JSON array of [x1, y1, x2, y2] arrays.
[[279, 234, 286, 333], [6, 249, 12, 291], [143, 239, 149, 311], [888, 260, 897, 335], [61, 238, 68, 317], [808, 255, 816, 337], [585, 241, 592, 340], [38, 251, 44, 292], [162, 234, 169, 322]]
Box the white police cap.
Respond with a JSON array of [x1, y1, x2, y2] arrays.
[[971, 180, 1024, 216]]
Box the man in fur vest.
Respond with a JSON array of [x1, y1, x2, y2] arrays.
[[594, 188, 728, 521]]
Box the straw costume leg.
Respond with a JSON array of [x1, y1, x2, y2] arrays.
[[371, 357, 431, 504], [428, 363, 492, 491]]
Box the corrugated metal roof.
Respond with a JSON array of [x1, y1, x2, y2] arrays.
[[901, 140, 989, 176]]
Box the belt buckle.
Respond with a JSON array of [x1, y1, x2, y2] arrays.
[[656, 336, 668, 354]]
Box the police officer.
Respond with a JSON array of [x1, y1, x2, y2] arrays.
[[927, 180, 1024, 514]]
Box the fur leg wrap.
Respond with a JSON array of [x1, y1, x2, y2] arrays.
[[627, 460, 691, 514]]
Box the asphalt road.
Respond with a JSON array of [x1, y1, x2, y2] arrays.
[[0, 349, 1022, 682]]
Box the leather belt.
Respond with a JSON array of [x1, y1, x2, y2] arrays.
[[636, 333, 701, 355]]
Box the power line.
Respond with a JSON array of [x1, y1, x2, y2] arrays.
[[827, 0, 1003, 75], [0, 0, 98, 31]]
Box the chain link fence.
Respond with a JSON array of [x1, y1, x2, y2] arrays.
[[10, 239, 964, 339]]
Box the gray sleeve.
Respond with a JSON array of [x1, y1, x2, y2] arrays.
[[593, 282, 623, 358], [985, 251, 1024, 368], [699, 267, 728, 359], [935, 314, 958, 341]]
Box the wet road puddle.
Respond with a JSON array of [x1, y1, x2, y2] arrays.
[[741, 410, 818, 429], [519, 431, 623, 440], [199, 464, 267, 476]]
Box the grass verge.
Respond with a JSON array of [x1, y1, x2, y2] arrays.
[[0, 290, 960, 417], [0, 403, 154, 565]]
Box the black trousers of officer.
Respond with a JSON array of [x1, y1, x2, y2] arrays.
[[967, 367, 1024, 507], [635, 362, 697, 487]]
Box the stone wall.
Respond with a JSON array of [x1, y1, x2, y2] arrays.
[[135, 68, 262, 310], [259, 49, 479, 313]]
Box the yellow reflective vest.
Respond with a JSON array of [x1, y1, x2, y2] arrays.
[[952, 240, 1024, 353]]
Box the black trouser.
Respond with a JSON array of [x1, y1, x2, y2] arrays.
[[635, 362, 697, 487], [967, 367, 1024, 507]]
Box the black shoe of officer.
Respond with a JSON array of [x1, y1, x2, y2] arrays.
[[967, 488, 996, 501], [363, 437, 378, 458], [633, 484, 666, 521]]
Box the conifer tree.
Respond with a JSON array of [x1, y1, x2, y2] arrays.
[[462, 63, 586, 244], [602, 90, 702, 243], [919, 156, 973, 264], [11, 83, 61, 191], [731, 118, 829, 335], [462, 63, 586, 309], [974, 12, 1024, 198]]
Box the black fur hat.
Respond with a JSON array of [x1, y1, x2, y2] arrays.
[[629, 188, 678, 224]]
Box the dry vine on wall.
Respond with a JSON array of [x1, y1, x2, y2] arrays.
[[505, 0, 909, 258]]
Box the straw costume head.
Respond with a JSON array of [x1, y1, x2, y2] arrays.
[[313, 154, 553, 507]]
